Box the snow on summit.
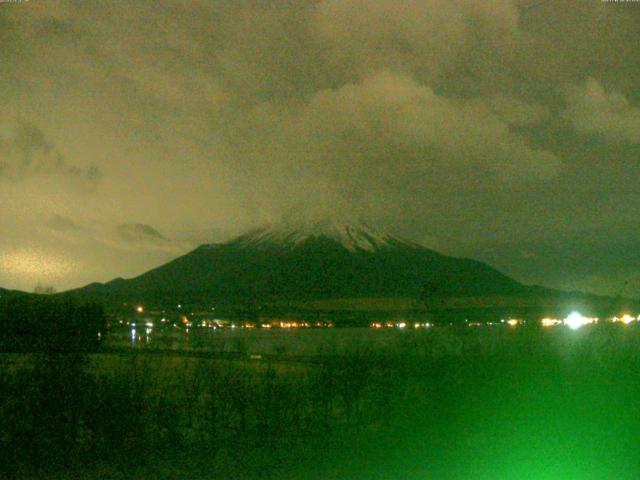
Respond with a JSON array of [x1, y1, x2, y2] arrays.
[[232, 219, 411, 252]]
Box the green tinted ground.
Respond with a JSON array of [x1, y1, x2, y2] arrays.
[[2, 324, 640, 479]]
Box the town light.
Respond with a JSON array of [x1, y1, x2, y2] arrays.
[[541, 318, 561, 328], [620, 314, 634, 324], [564, 311, 594, 330]]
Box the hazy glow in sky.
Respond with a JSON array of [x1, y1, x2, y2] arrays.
[[1, 0, 639, 294], [0, 249, 75, 280]]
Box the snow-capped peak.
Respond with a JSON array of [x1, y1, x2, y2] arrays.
[[231, 219, 411, 252]]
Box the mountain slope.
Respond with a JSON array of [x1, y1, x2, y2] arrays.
[[0, 287, 28, 300], [63, 221, 549, 309]]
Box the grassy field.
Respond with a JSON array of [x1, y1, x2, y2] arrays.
[[2, 323, 640, 479]]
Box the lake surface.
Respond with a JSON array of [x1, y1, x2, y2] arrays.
[[107, 322, 640, 359]]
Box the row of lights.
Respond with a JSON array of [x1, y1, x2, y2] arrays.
[[539, 312, 640, 330], [367, 312, 640, 331], [133, 306, 336, 329], [133, 305, 638, 332], [370, 322, 432, 329], [519, 312, 639, 330]]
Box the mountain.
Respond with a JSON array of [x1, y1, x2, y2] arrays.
[[0, 287, 28, 300], [61, 220, 630, 318]]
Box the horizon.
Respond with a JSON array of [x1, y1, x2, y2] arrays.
[[19, 219, 638, 304]]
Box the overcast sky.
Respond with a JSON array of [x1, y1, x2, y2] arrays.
[[1, 0, 639, 296]]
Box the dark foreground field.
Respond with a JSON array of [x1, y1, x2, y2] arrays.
[[2, 324, 640, 479]]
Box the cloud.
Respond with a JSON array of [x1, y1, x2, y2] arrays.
[[47, 214, 80, 233], [234, 70, 561, 213], [109, 222, 192, 254], [564, 78, 640, 143], [115, 223, 168, 245], [0, 0, 638, 295], [479, 94, 550, 127], [0, 120, 102, 185], [0, 209, 195, 291], [313, 0, 519, 85]]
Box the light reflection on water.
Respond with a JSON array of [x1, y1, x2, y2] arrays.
[[112, 323, 631, 358], [129, 327, 154, 345]]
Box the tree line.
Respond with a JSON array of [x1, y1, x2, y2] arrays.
[[0, 295, 107, 352]]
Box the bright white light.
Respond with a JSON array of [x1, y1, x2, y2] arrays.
[[564, 311, 591, 330], [397, 322, 406, 329], [621, 314, 634, 325], [612, 314, 634, 324]]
